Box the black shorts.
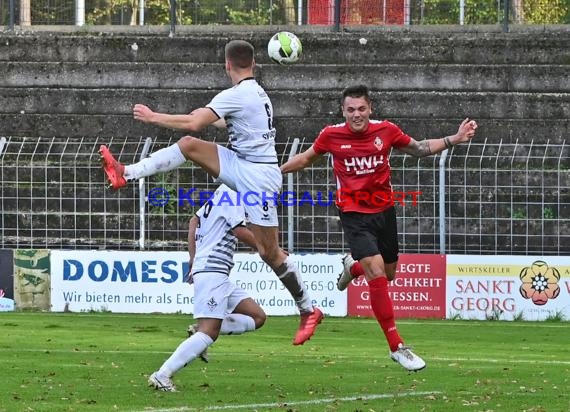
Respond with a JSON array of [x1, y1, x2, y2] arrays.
[[338, 206, 399, 264]]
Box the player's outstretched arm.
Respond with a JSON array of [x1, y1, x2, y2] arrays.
[[212, 118, 227, 129], [133, 104, 219, 132], [281, 145, 321, 174], [399, 118, 478, 158]]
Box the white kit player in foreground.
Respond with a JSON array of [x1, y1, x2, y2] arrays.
[[149, 185, 266, 392], [100, 39, 323, 346]]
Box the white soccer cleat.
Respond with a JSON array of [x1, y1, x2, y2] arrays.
[[187, 324, 209, 363], [148, 371, 176, 392], [336, 254, 356, 291], [390, 343, 426, 372]]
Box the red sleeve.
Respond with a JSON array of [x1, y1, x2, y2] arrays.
[[384, 121, 412, 148], [312, 126, 330, 155]]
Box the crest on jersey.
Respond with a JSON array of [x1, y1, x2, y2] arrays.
[[374, 136, 383, 151], [207, 297, 218, 311]]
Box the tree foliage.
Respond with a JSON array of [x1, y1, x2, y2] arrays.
[[413, 0, 568, 25], [522, 0, 568, 24], [86, 0, 190, 25], [15, 0, 570, 25], [225, 2, 279, 25]]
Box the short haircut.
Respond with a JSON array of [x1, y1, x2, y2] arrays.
[[225, 40, 255, 69], [341, 84, 371, 105]]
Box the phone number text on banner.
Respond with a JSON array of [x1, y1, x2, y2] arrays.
[[230, 253, 346, 316]]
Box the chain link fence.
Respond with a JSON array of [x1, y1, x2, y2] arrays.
[[1, 136, 568, 255]]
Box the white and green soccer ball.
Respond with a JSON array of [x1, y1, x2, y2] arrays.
[[267, 31, 303, 65]]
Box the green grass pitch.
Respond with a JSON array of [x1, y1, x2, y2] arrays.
[[1, 312, 569, 411]]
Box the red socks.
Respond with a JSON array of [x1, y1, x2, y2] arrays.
[[350, 261, 365, 277], [368, 276, 403, 352]]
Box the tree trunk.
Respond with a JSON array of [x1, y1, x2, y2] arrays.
[[20, 0, 31, 25], [284, 0, 297, 24], [513, 0, 524, 24], [130, 0, 139, 25]]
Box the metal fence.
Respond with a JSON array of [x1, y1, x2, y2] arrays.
[[1, 136, 568, 255], [1, 0, 568, 29]]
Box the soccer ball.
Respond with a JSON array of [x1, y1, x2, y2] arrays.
[[267, 31, 302, 65]]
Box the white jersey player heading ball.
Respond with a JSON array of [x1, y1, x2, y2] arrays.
[[99, 39, 323, 353]]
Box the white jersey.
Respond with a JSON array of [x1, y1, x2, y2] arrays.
[[191, 184, 246, 276], [207, 78, 278, 163]]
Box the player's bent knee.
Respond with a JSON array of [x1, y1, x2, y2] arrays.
[[254, 311, 267, 329], [177, 135, 198, 156]]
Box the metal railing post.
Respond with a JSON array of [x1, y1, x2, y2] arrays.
[[0, 137, 6, 156], [139, 0, 145, 25], [8, 0, 14, 31], [75, 0, 85, 26], [169, 0, 176, 37], [138, 137, 153, 250], [502, 0, 509, 33], [438, 149, 449, 254], [333, 0, 341, 32], [287, 138, 300, 252]]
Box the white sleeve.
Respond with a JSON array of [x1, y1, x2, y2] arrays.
[[206, 88, 241, 119]]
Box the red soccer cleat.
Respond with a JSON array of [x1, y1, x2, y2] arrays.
[[99, 145, 126, 190], [293, 306, 324, 345]]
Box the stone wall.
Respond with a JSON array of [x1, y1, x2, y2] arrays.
[[0, 25, 568, 252]]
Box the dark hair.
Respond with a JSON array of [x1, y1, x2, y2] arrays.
[[225, 40, 255, 69], [341, 85, 371, 105]]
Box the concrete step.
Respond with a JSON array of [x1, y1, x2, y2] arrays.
[[1, 28, 569, 65], [1, 62, 568, 92], [1, 115, 568, 144], [2, 88, 568, 119]]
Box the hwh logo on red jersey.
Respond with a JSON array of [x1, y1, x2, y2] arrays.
[[344, 155, 384, 172]]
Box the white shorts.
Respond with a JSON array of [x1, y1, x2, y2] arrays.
[[192, 272, 251, 319], [217, 145, 281, 227]]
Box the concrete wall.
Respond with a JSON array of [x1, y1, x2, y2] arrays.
[[0, 25, 569, 143], [0, 25, 568, 252]]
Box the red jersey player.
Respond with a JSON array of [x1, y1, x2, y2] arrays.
[[281, 84, 477, 371]]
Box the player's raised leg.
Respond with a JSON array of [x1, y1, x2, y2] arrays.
[[99, 145, 127, 189], [100, 136, 220, 190]]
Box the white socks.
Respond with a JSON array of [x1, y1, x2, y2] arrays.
[[124, 143, 187, 180], [158, 331, 213, 378], [157, 314, 256, 378], [220, 314, 256, 335], [275, 257, 313, 314]]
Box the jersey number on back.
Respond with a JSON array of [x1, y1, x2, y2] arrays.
[[264, 103, 273, 130]]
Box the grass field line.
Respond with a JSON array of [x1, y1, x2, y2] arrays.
[[6, 313, 568, 328], [431, 356, 570, 365], [134, 390, 443, 412], [335, 319, 570, 328], [3, 347, 569, 365]]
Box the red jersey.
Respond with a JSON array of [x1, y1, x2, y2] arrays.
[[313, 120, 412, 213]]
